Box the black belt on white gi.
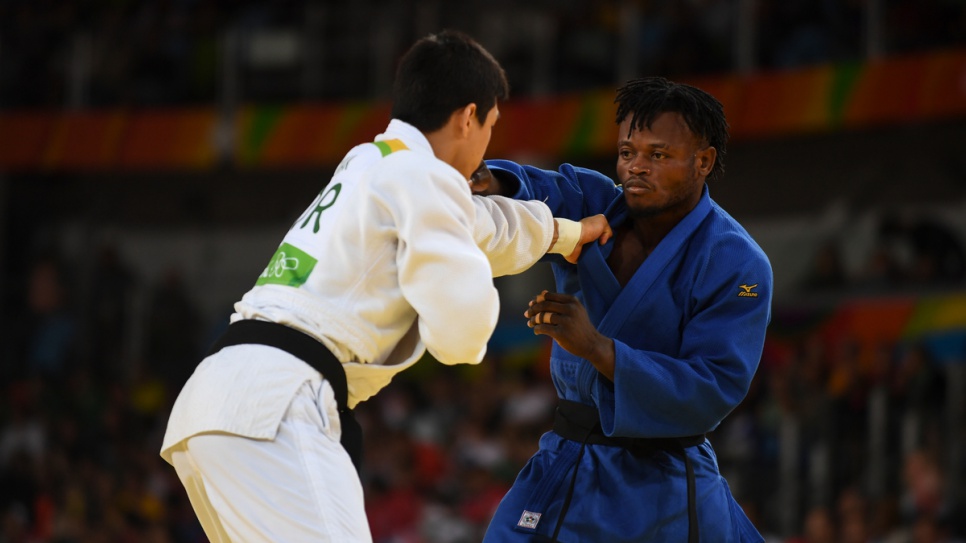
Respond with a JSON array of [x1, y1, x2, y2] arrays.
[[206, 319, 363, 474], [547, 399, 706, 543]]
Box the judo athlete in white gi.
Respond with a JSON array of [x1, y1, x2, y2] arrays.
[[160, 30, 611, 543], [474, 77, 773, 542]]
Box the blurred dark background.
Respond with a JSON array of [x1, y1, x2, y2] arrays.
[[1, 1, 966, 542]]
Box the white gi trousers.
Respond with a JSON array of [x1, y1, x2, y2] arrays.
[[168, 380, 372, 543]]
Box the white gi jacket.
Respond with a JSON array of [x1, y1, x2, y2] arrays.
[[161, 120, 570, 463]]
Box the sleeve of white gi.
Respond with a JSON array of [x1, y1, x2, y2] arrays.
[[389, 161, 500, 366], [472, 195, 582, 277]]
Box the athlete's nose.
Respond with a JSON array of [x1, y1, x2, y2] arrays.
[[629, 159, 650, 176], [629, 154, 651, 175]]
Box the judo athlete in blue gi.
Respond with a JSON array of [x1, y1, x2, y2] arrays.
[[474, 77, 772, 542]]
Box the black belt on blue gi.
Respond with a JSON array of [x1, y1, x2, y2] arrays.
[[206, 319, 363, 474], [547, 399, 706, 543]]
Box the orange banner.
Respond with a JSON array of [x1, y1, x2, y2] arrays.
[[1, 49, 964, 173]]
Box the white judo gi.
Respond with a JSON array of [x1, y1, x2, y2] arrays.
[[160, 119, 577, 542]]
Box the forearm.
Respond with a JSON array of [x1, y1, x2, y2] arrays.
[[471, 196, 554, 276], [587, 336, 616, 381]]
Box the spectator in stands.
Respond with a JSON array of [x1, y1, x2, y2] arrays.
[[145, 267, 201, 393], [904, 216, 966, 285], [800, 238, 848, 291], [22, 256, 79, 383], [865, 211, 966, 288], [857, 213, 910, 289], [901, 449, 946, 522], [891, 343, 946, 451], [85, 244, 137, 382], [837, 485, 871, 543], [869, 493, 909, 543], [788, 506, 837, 543]]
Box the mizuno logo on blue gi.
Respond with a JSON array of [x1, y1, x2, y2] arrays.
[[517, 510, 541, 529], [738, 284, 759, 297]]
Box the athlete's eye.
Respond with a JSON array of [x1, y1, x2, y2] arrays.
[[619, 149, 633, 159], [652, 152, 666, 160]]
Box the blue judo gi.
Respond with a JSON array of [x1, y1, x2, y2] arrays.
[[482, 161, 772, 543]]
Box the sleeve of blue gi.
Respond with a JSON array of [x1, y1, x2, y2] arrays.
[[484, 160, 620, 220]]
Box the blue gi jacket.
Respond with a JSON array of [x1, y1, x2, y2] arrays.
[[482, 161, 772, 543]]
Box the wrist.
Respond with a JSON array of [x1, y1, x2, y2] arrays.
[[548, 218, 581, 256], [589, 336, 616, 381]]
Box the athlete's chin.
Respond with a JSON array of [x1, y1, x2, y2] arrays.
[[624, 195, 664, 218], [626, 203, 664, 218]]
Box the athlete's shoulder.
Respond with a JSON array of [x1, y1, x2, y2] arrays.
[[707, 201, 765, 250], [362, 148, 472, 208], [377, 150, 451, 181], [686, 200, 771, 278]]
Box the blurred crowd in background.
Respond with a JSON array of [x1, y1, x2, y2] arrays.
[[2, 0, 966, 542], [1, 0, 965, 108], [799, 211, 966, 294]]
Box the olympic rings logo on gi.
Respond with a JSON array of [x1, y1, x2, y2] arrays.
[[255, 242, 317, 288], [263, 253, 299, 278]]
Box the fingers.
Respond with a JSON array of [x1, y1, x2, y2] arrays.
[[529, 300, 569, 316], [530, 311, 555, 325], [541, 291, 575, 303], [468, 161, 493, 194], [567, 215, 612, 263], [530, 289, 549, 305], [528, 310, 560, 330], [599, 219, 613, 244], [524, 291, 576, 329], [469, 160, 488, 182], [525, 291, 574, 314], [525, 291, 544, 319]]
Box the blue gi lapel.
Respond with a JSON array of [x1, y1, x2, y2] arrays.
[[594, 186, 713, 337], [576, 197, 625, 324]]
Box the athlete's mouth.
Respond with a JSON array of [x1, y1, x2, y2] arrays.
[[622, 179, 653, 193]]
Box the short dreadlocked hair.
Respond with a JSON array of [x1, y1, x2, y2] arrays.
[[615, 77, 729, 181]]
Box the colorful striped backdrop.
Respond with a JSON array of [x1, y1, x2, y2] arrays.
[[1, 49, 964, 173]]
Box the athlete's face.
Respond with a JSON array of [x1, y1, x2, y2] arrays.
[[459, 103, 500, 179], [615, 111, 715, 219]]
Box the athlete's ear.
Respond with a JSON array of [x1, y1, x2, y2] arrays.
[[455, 103, 477, 138], [696, 146, 716, 178]]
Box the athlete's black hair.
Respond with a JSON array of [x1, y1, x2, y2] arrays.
[[392, 30, 509, 132], [615, 77, 729, 181]]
